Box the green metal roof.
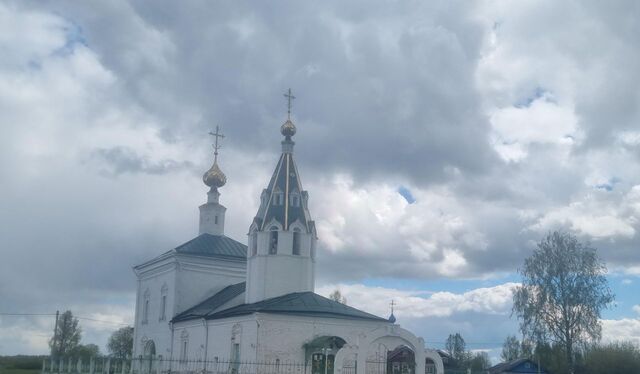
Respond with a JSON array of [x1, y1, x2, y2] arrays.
[[172, 286, 389, 323], [253, 148, 313, 232], [173, 233, 247, 259], [172, 282, 246, 322]]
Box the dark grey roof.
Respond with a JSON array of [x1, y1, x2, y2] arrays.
[[172, 233, 247, 259], [174, 288, 389, 323], [172, 282, 246, 322], [253, 148, 313, 232], [488, 359, 546, 374]]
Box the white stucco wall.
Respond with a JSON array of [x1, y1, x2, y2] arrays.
[[170, 313, 443, 374], [132, 252, 246, 359], [245, 226, 315, 303], [132, 255, 176, 359]]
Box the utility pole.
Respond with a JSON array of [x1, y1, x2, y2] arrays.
[[53, 310, 59, 356]]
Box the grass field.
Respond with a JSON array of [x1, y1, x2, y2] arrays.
[[0, 369, 40, 374]]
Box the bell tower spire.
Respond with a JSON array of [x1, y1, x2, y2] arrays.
[[245, 90, 317, 304], [199, 126, 227, 236]]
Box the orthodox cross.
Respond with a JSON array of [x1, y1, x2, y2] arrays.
[[208, 125, 225, 163], [390, 299, 396, 314], [283, 88, 296, 119]]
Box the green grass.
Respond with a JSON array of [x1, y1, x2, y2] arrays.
[[0, 369, 40, 374]]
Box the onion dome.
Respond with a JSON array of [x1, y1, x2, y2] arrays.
[[280, 119, 296, 138], [388, 312, 396, 323], [203, 161, 227, 189]]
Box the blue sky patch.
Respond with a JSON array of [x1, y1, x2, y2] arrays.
[[398, 186, 416, 204]]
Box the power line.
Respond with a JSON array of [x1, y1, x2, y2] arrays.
[[0, 313, 56, 316], [1, 312, 130, 327]]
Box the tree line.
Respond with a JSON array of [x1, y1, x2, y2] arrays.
[[49, 310, 133, 359]]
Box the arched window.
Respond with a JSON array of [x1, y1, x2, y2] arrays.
[[292, 229, 301, 255], [142, 289, 150, 324], [290, 190, 300, 207], [159, 284, 168, 321], [251, 231, 258, 256], [272, 189, 284, 206], [180, 330, 189, 361], [269, 227, 278, 255]]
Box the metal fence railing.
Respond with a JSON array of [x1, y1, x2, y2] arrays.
[[42, 357, 311, 374]]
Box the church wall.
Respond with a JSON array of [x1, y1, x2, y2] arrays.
[[246, 254, 314, 303], [174, 255, 246, 315], [132, 257, 176, 359], [255, 314, 387, 362], [133, 253, 247, 360], [172, 316, 258, 362]]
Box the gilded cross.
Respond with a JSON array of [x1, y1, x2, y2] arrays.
[[208, 125, 225, 162], [283, 88, 296, 119], [390, 299, 396, 314]]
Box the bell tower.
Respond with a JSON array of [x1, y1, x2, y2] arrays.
[[245, 89, 317, 304]]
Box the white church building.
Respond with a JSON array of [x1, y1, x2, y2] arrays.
[[131, 106, 444, 374]]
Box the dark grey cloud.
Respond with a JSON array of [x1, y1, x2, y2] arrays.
[[20, 0, 498, 185], [91, 146, 193, 176]]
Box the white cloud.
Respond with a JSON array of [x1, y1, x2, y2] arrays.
[[601, 318, 640, 345], [489, 94, 578, 162], [317, 282, 518, 319]]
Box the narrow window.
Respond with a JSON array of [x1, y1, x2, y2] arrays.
[[180, 340, 188, 361], [291, 194, 299, 207], [292, 229, 301, 255], [251, 232, 257, 256], [180, 330, 189, 361], [143, 298, 149, 324], [231, 344, 240, 373], [215, 215, 218, 224], [160, 295, 167, 321], [269, 228, 278, 255]]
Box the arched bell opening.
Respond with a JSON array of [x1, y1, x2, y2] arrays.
[[304, 336, 347, 374]]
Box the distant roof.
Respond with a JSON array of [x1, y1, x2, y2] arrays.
[[488, 358, 547, 374], [172, 286, 388, 323], [172, 233, 247, 259]]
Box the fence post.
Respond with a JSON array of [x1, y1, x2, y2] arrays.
[[89, 358, 95, 374], [67, 358, 73, 374], [105, 359, 111, 374]]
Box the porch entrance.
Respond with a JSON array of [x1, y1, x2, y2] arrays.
[[305, 336, 346, 374], [365, 345, 415, 374]]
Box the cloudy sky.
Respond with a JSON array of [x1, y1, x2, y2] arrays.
[[1, 0, 640, 361]]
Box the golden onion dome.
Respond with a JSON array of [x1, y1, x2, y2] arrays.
[[280, 119, 296, 137], [203, 161, 227, 188]]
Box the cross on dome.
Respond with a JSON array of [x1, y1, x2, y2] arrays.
[[203, 125, 227, 190], [281, 88, 297, 139], [284, 88, 295, 120], [208, 125, 225, 163]]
